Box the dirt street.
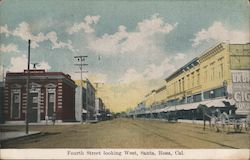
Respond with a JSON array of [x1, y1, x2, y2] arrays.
[[1, 118, 249, 148]]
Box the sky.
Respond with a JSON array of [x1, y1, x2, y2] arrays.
[[0, 0, 249, 112]]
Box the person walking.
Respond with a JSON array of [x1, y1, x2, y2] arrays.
[[52, 112, 56, 126]]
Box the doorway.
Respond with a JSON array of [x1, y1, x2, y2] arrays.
[[11, 91, 20, 119], [28, 92, 39, 122]]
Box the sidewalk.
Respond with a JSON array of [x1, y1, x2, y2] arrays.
[[0, 131, 41, 142], [0, 120, 98, 126], [0, 121, 82, 126]]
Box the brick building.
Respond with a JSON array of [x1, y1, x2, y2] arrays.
[[3, 69, 76, 123]]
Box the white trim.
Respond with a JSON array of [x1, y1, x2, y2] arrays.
[[45, 83, 56, 88]]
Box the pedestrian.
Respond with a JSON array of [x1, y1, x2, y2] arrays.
[[52, 112, 56, 126], [81, 113, 84, 124]]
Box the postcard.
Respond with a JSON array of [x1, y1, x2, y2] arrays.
[[0, 0, 249, 159]]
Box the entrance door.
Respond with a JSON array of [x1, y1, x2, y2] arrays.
[[47, 92, 55, 117], [11, 92, 20, 118], [29, 92, 38, 122]]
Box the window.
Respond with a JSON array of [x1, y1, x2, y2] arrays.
[[211, 67, 215, 80], [179, 79, 181, 92], [197, 73, 200, 85], [182, 77, 185, 91], [210, 62, 215, 80], [191, 72, 194, 87], [193, 93, 202, 102], [204, 66, 208, 82], [196, 69, 200, 85], [214, 87, 226, 98], [220, 64, 223, 78], [187, 75, 190, 89], [179, 98, 185, 105], [203, 91, 210, 99], [187, 96, 193, 103], [203, 87, 225, 100]]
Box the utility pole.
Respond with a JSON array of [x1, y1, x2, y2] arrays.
[[74, 56, 88, 123], [26, 39, 31, 134], [2, 65, 4, 83]]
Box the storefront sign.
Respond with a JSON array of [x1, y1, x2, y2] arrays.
[[231, 70, 250, 115]]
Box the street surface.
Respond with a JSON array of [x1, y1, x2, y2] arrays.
[[1, 119, 249, 148]]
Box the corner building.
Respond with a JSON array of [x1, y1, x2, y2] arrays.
[[4, 69, 76, 123]]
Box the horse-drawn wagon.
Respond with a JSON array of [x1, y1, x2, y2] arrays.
[[198, 104, 249, 133]]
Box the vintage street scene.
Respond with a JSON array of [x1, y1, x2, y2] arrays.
[[0, 0, 249, 158]]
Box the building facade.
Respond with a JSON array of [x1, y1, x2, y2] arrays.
[[128, 42, 250, 119], [4, 69, 76, 123], [164, 43, 249, 115], [75, 79, 96, 121], [95, 97, 106, 120]]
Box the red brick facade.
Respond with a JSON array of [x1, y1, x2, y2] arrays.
[[4, 70, 76, 122]]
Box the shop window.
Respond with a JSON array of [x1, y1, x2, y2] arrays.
[[193, 93, 202, 102], [203, 87, 225, 99], [214, 87, 225, 98], [187, 96, 193, 103], [203, 91, 210, 99], [179, 98, 185, 105]]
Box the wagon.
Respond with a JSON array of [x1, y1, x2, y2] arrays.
[[198, 105, 249, 133]]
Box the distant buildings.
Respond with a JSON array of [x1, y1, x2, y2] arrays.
[[75, 79, 96, 121], [129, 43, 250, 119], [3, 69, 76, 123], [95, 97, 106, 120], [75, 79, 111, 122], [84, 79, 96, 120]]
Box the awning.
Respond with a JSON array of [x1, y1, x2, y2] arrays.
[[161, 98, 235, 112], [163, 102, 199, 112], [200, 98, 235, 108]]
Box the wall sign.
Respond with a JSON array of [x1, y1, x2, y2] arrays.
[[231, 70, 250, 115]]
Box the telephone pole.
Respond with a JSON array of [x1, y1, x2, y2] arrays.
[[2, 65, 4, 83], [26, 39, 31, 134], [74, 56, 88, 123]]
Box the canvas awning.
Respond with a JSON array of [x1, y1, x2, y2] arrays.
[[160, 98, 235, 112], [200, 98, 235, 108]]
